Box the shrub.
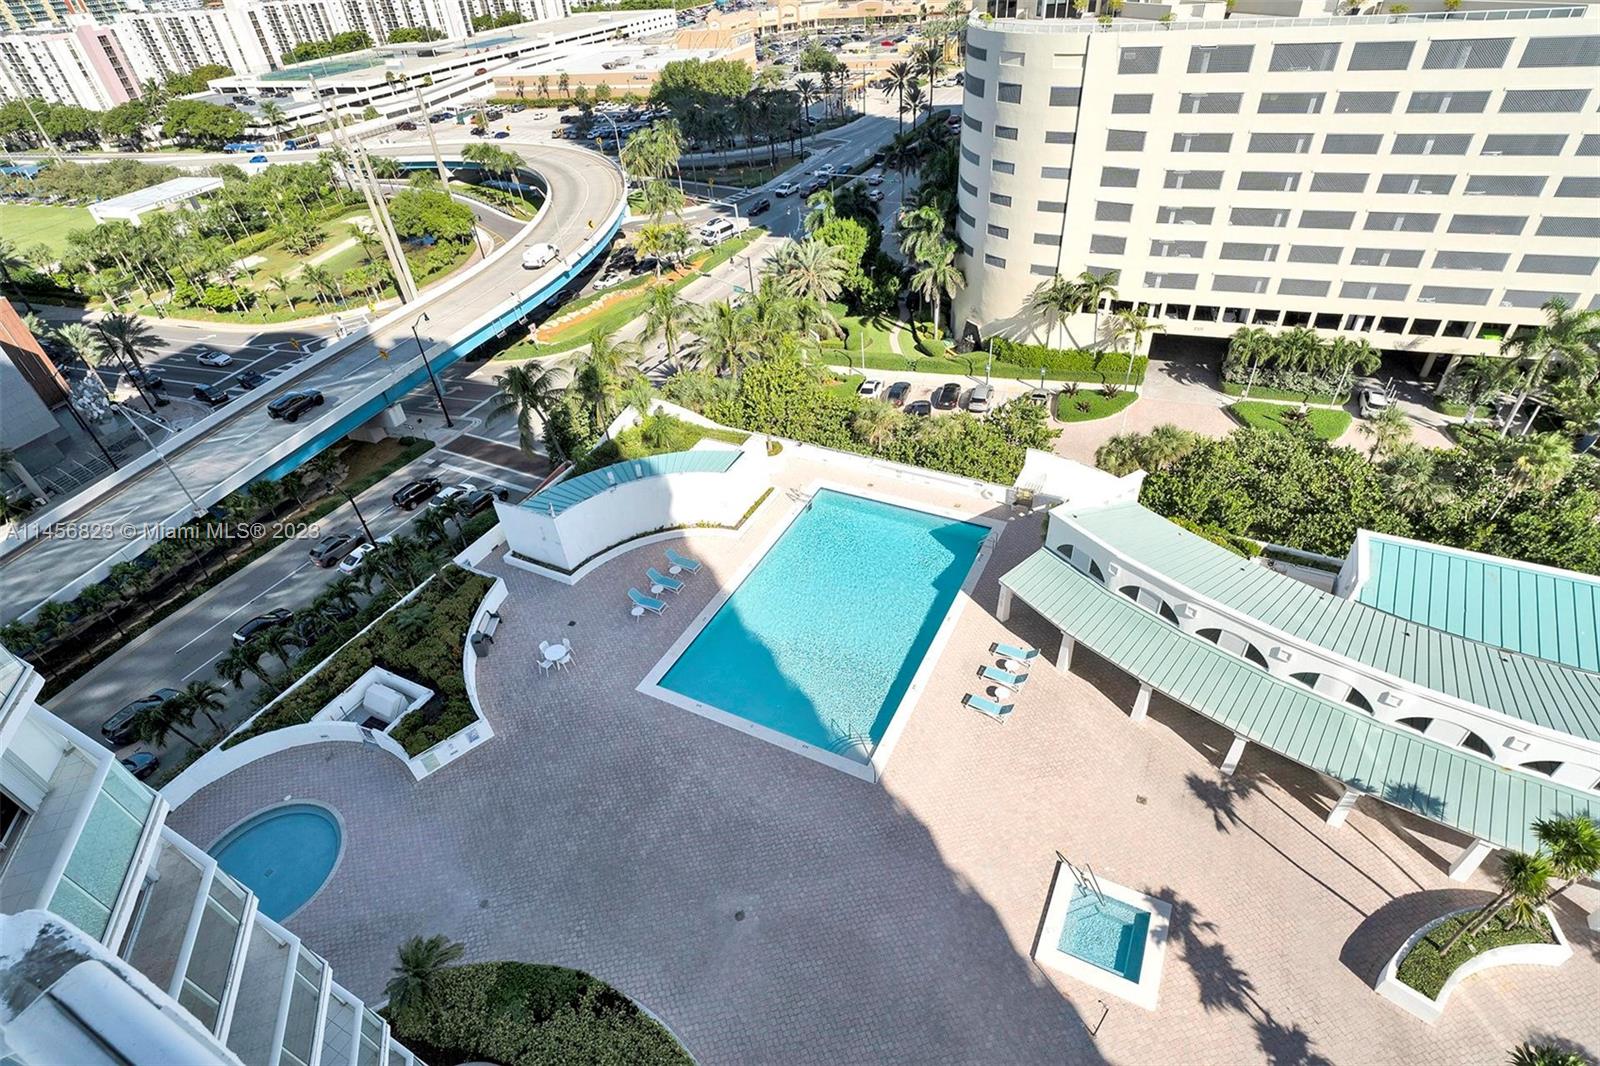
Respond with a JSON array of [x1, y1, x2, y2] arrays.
[[989, 337, 1147, 385], [201, 284, 251, 312], [1396, 912, 1554, 999]]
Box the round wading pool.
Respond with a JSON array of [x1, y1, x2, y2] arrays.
[[210, 803, 342, 921]]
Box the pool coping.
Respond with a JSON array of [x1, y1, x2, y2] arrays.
[[1033, 861, 1172, 1011], [206, 799, 348, 925], [636, 478, 1003, 782]]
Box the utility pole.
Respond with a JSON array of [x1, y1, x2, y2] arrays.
[[19, 96, 63, 162], [413, 84, 450, 184]]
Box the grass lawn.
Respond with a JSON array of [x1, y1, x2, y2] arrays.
[[1397, 912, 1554, 999], [1054, 389, 1137, 422], [1229, 400, 1352, 440], [576, 412, 747, 473], [825, 372, 864, 398], [0, 204, 94, 255], [681, 159, 791, 189]]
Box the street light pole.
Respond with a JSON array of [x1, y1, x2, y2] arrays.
[[109, 399, 204, 517], [341, 486, 377, 545], [410, 312, 454, 428]]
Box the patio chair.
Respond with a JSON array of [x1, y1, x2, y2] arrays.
[[963, 693, 1014, 721], [980, 664, 1029, 688], [629, 587, 667, 614], [665, 548, 702, 574], [646, 566, 684, 594], [992, 642, 1039, 662]]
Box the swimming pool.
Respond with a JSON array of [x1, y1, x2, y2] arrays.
[[651, 489, 990, 773], [1058, 887, 1151, 981], [210, 804, 342, 922]]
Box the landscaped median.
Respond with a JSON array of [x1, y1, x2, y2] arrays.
[[1377, 905, 1569, 1023], [1054, 387, 1137, 422], [826, 331, 1149, 388], [1228, 400, 1352, 441]]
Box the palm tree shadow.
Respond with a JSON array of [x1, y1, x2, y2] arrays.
[[1185, 771, 1260, 834], [1254, 1008, 1336, 1066]]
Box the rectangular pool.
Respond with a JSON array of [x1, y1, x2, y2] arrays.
[[649, 489, 990, 774], [1058, 888, 1151, 982]]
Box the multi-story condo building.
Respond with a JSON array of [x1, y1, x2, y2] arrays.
[[0, 0, 123, 34], [0, 643, 420, 1066], [0, 16, 140, 107], [954, 0, 1600, 376]]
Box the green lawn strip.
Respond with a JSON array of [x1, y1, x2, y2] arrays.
[[1221, 380, 1347, 406], [1229, 400, 1352, 441], [1435, 398, 1492, 419], [496, 228, 767, 361], [1396, 912, 1554, 999], [385, 961, 691, 1066], [826, 372, 864, 398], [574, 414, 747, 474], [1054, 389, 1137, 422], [0, 204, 95, 255]]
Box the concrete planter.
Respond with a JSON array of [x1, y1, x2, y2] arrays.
[[1376, 905, 1571, 1024]]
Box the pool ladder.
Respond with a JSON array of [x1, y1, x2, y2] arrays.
[[1056, 851, 1107, 907]]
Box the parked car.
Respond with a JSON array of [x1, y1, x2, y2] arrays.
[[904, 400, 933, 417], [428, 482, 478, 511], [248, 154, 268, 164], [196, 349, 232, 367], [774, 180, 798, 196], [339, 542, 377, 574], [391, 476, 443, 510], [592, 270, 628, 291], [749, 197, 771, 217], [459, 487, 505, 516], [868, 189, 884, 203], [233, 608, 294, 645], [521, 242, 559, 269], [469, 125, 487, 136], [396, 120, 417, 130], [934, 382, 962, 409], [857, 379, 883, 399], [966, 383, 994, 414], [886, 381, 911, 406], [308, 530, 363, 567], [493, 130, 509, 139], [125, 366, 163, 390], [812, 163, 835, 178], [696, 217, 736, 244], [238, 370, 267, 389], [191, 383, 230, 406], [1027, 387, 1052, 408], [103, 689, 182, 746], [120, 752, 160, 779], [1359, 383, 1393, 418], [266, 389, 324, 422]]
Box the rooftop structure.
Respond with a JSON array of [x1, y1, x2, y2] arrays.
[[492, 27, 755, 96], [953, 0, 1600, 380], [87, 175, 224, 225]]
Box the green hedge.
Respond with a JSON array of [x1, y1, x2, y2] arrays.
[[1397, 912, 1554, 999], [226, 568, 491, 755], [1220, 380, 1345, 405], [990, 337, 1147, 385], [387, 961, 690, 1066], [1229, 400, 1351, 441]]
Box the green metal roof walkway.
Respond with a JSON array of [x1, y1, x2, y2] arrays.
[[1000, 548, 1600, 855]]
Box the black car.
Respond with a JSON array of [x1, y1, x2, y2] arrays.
[[391, 476, 443, 510], [125, 366, 164, 390], [397, 120, 417, 130], [905, 400, 933, 417], [459, 487, 508, 516], [233, 607, 294, 645], [748, 197, 771, 217], [103, 689, 182, 746], [120, 752, 160, 779], [933, 382, 962, 410], [238, 370, 267, 389], [266, 389, 324, 422], [309, 530, 363, 567], [192, 382, 230, 406], [803, 177, 826, 195], [886, 381, 911, 406]]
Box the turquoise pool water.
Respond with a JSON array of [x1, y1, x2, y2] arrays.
[[210, 804, 341, 921], [1057, 887, 1150, 981], [658, 489, 988, 760]]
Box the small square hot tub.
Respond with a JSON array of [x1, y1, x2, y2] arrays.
[[1035, 865, 1171, 1010]]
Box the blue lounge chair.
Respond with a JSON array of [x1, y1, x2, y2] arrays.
[[980, 665, 1029, 688], [665, 548, 702, 574], [963, 693, 1014, 721], [992, 642, 1039, 662], [646, 567, 684, 594], [628, 588, 667, 614]]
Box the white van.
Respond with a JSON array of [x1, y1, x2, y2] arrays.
[[697, 217, 736, 245]]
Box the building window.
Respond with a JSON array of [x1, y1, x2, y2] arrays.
[[1393, 134, 1473, 156], [999, 82, 1023, 104], [1239, 172, 1299, 192], [1188, 44, 1253, 74], [1348, 40, 1414, 71], [1091, 234, 1127, 255], [1145, 272, 1198, 290], [1323, 133, 1383, 154], [1423, 38, 1512, 70], [1178, 92, 1242, 114], [1448, 214, 1526, 236], [1366, 211, 1439, 233], [1101, 166, 1140, 188], [1279, 278, 1330, 298], [1433, 250, 1509, 271], [1232, 207, 1291, 227], [1172, 132, 1231, 153], [1038, 200, 1068, 213], [1259, 92, 1324, 114], [964, 114, 983, 132], [1482, 134, 1569, 156], [1269, 42, 1339, 71], [1112, 93, 1153, 114], [990, 192, 1013, 206], [1376, 173, 1454, 195], [993, 159, 1016, 175], [1048, 85, 1079, 107], [1249, 132, 1313, 154], [1418, 285, 1492, 305], [984, 253, 1007, 268], [1335, 91, 1396, 114], [1035, 232, 1063, 246], [1119, 46, 1161, 74], [1165, 170, 1222, 190], [1352, 248, 1424, 268], [966, 75, 986, 98], [1465, 174, 1545, 196], [1214, 274, 1270, 294], [1501, 88, 1590, 113], [1557, 176, 1600, 197], [1407, 90, 1490, 114], [1041, 166, 1071, 179], [1288, 245, 1342, 264], [1107, 129, 1146, 152], [1151, 239, 1205, 258], [996, 125, 1018, 140], [1221, 242, 1278, 261], [1298, 209, 1354, 229], [1158, 206, 1214, 225], [1095, 201, 1133, 222], [1519, 35, 1600, 68], [1311, 173, 1368, 193], [1519, 254, 1600, 275], [1538, 216, 1600, 238], [987, 223, 1009, 239]]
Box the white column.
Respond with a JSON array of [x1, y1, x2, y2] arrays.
[[1324, 786, 1362, 828], [1055, 632, 1075, 670], [1130, 682, 1152, 723], [997, 585, 1013, 623], [1220, 734, 1249, 776], [1589, 904, 1599, 933], [1448, 838, 1496, 882]]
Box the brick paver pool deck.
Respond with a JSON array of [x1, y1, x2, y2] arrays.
[[170, 450, 1600, 1065]]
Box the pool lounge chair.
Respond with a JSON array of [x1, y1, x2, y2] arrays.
[[980, 665, 1029, 688], [963, 693, 1014, 721], [646, 566, 684, 594], [628, 588, 667, 614], [992, 642, 1039, 662], [665, 548, 702, 574]]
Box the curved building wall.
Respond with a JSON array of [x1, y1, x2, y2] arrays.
[[952, 12, 1600, 358]]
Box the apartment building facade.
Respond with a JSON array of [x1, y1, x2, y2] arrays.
[[0, 644, 420, 1066], [953, 3, 1600, 369], [0, 17, 140, 107]]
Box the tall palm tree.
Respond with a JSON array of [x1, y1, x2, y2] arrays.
[[694, 300, 748, 377], [1075, 269, 1121, 350], [1499, 297, 1600, 436], [910, 238, 964, 338], [802, 189, 836, 233], [1110, 305, 1162, 359], [267, 272, 296, 311], [0, 237, 34, 311], [768, 239, 847, 305], [175, 679, 227, 731], [1359, 403, 1411, 460], [133, 697, 204, 749], [1028, 275, 1082, 349], [254, 626, 301, 671], [896, 204, 945, 265], [1532, 814, 1600, 903], [215, 643, 272, 689], [1490, 432, 1573, 520], [641, 283, 692, 367], [1437, 850, 1553, 956], [852, 401, 903, 450], [794, 77, 820, 144], [385, 934, 465, 1019], [489, 363, 568, 460], [880, 62, 915, 136], [260, 101, 288, 147]]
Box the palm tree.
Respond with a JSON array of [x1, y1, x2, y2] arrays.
[[176, 679, 227, 731], [851, 401, 903, 450], [261, 101, 288, 148], [768, 239, 847, 305], [489, 363, 568, 460], [254, 626, 301, 671], [795, 77, 820, 142], [1029, 275, 1081, 349], [1437, 850, 1553, 956], [1509, 1043, 1588, 1066], [385, 934, 465, 1019], [267, 272, 296, 311], [896, 204, 945, 265], [633, 221, 689, 279], [694, 300, 748, 377], [1076, 269, 1121, 350], [910, 238, 964, 338], [573, 349, 623, 426], [641, 283, 692, 367], [1360, 403, 1411, 459], [1499, 297, 1600, 436], [1532, 814, 1600, 904], [880, 62, 915, 136], [0, 237, 34, 311], [133, 697, 204, 749], [802, 189, 836, 233], [215, 643, 272, 689], [1490, 432, 1573, 520]]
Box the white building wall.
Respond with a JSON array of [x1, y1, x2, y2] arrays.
[[0, 26, 118, 107], [954, 10, 1600, 360]]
